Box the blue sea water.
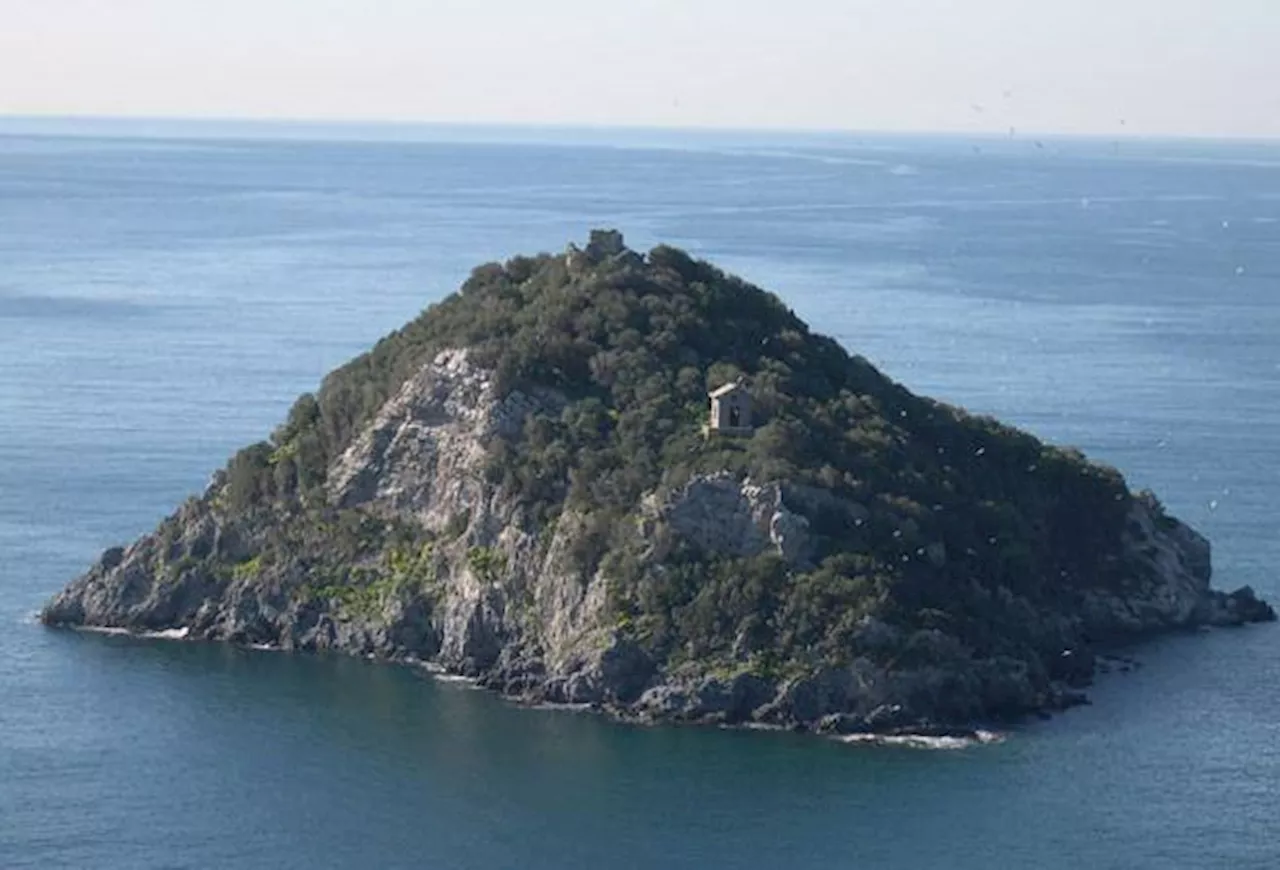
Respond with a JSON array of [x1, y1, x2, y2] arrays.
[[1, 121, 1278, 869]]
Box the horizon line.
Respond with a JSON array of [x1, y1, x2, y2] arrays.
[[2, 112, 1278, 148]]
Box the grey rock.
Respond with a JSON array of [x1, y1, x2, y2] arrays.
[[596, 638, 654, 703], [645, 473, 828, 569], [1202, 585, 1277, 626]]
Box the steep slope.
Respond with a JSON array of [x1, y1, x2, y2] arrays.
[[42, 231, 1274, 737]]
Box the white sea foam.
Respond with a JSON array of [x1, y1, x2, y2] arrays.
[[838, 730, 1004, 750], [528, 702, 594, 713], [75, 625, 192, 641], [75, 625, 133, 637], [416, 661, 479, 686]]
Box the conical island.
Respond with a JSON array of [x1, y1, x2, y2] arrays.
[[42, 231, 1274, 739]]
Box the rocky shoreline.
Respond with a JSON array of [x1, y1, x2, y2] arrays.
[[48, 559, 1273, 742], [64, 621, 1008, 747], [60, 610, 1269, 749]]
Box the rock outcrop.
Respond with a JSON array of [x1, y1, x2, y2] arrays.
[[41, 233, 1275, 739], [642, 473, 824, 569]]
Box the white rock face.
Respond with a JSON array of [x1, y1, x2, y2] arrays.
[[646, 472, 817, 567], [328, 349, 557, 532], [318, 349, 626, 678], [323, 349, 602, 671]]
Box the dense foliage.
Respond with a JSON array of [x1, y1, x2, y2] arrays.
[[216, 231, 1134, 675]]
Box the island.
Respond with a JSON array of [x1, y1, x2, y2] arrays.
[[42, 230, 1274, 740]]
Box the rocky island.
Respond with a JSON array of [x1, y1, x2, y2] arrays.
[[42, 231, 1274, 740]]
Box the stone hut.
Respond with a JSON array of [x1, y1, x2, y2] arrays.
[[707, 381, 753, 435], [567, 229, 635, 274], [585, 229, 626, 260]]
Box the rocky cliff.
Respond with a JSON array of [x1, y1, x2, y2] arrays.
[[42, 231, 1274, 738]]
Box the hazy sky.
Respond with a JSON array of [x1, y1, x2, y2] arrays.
[[2, 0, 1277, 138]]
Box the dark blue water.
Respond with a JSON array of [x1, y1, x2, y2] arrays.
[[2, 124, 1278, 869]]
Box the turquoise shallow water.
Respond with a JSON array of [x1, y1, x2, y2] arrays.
[[1, 124, 1278, 868]]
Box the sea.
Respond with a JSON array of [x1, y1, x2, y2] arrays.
[[1, 118, 1277, 869]]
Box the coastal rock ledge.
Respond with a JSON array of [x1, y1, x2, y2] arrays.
[[42, 231, 1274, 739]]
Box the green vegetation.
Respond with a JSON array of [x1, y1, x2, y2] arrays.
[[294, 541, 439, 621], [466, 546, 505, 582], [209, 232, 1134, 676], [232, 554, 263, 582]]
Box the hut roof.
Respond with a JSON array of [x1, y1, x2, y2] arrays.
[[708, 381, 747, 399]]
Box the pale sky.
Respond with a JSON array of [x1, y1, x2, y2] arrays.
[[2, 0, 1277, 139]]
